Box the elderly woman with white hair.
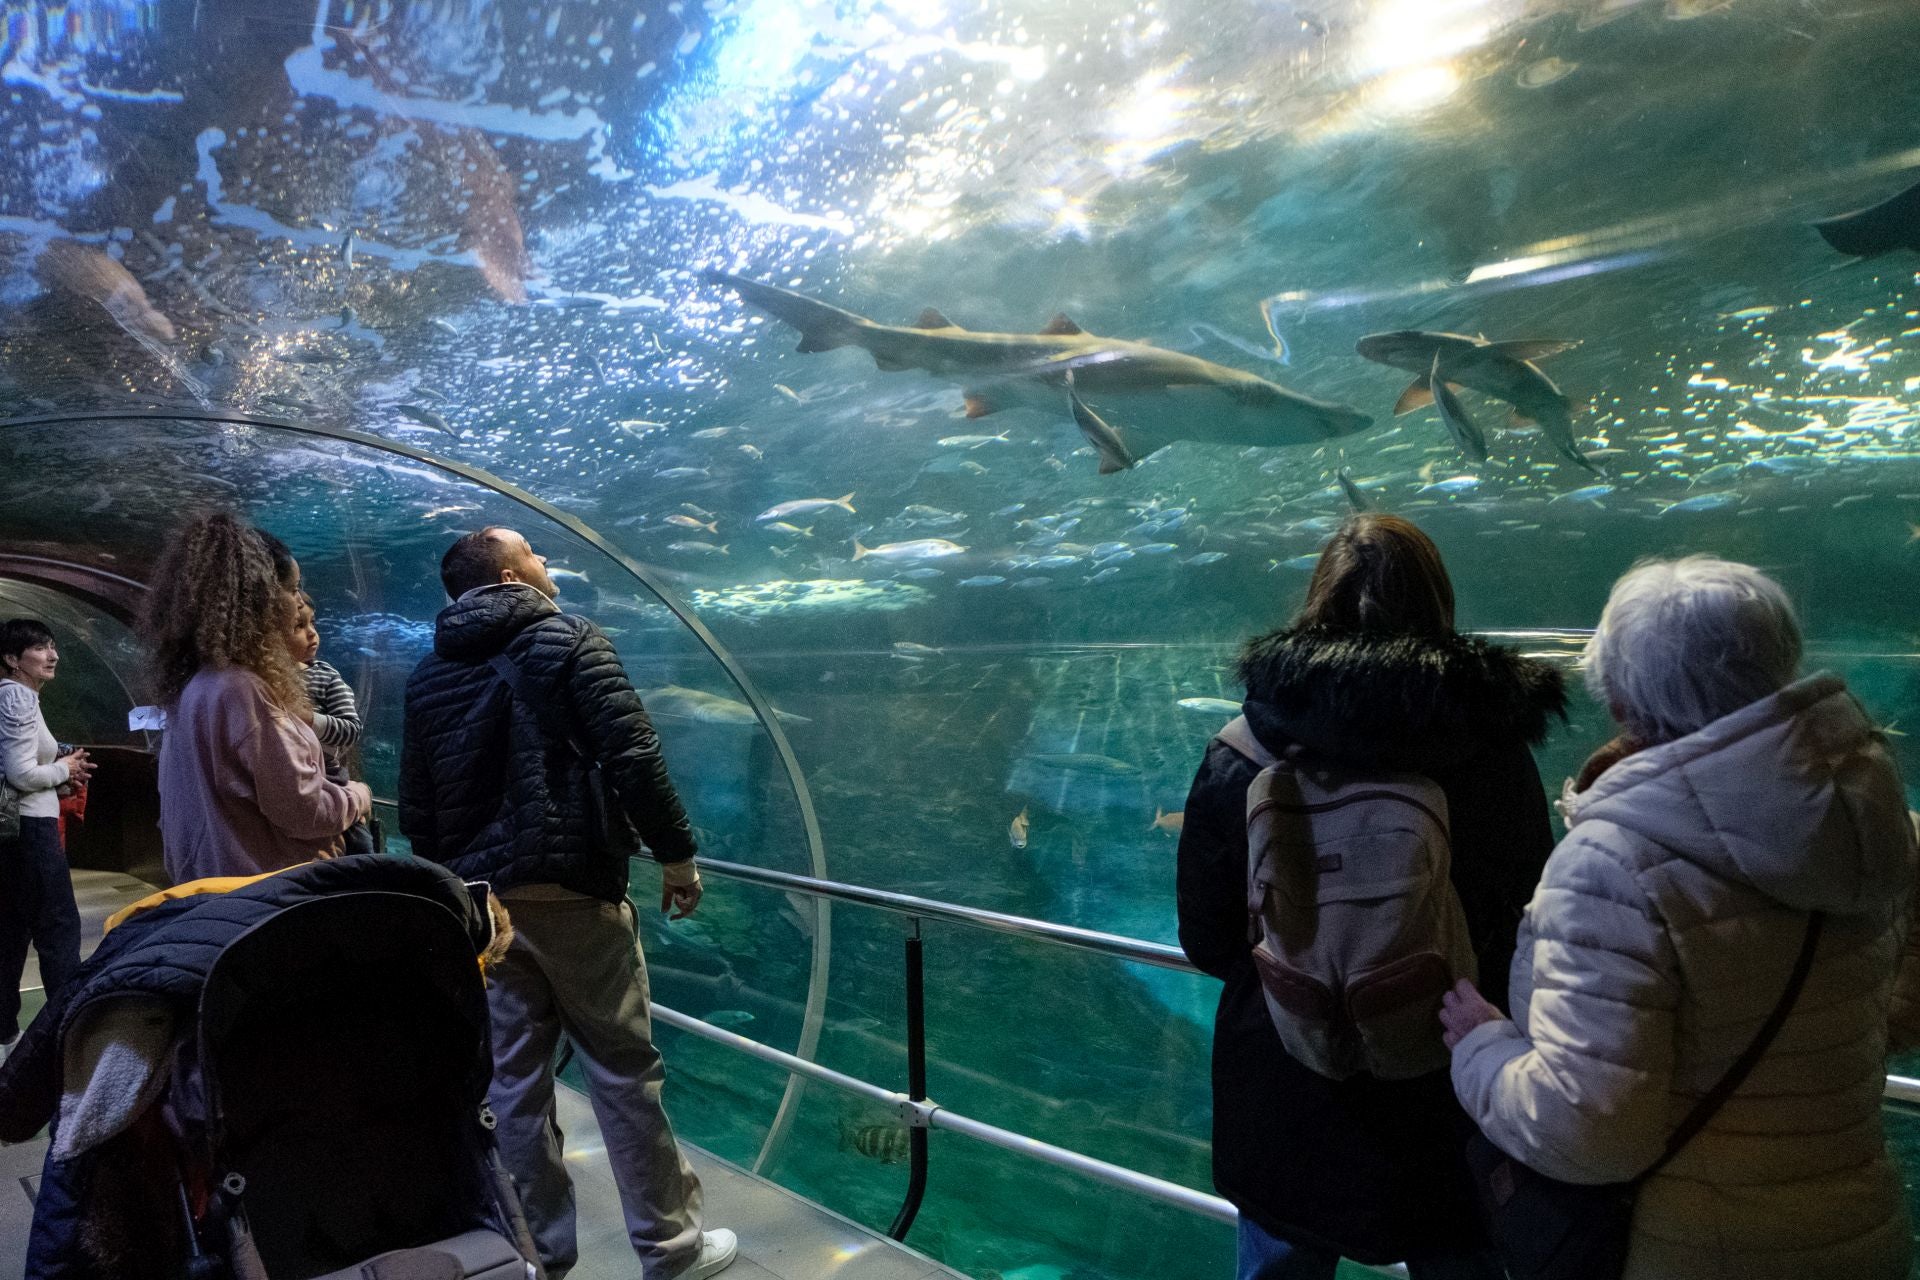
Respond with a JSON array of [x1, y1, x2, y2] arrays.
[[1438, 555, 1920, 1280]]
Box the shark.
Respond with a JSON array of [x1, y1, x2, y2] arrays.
[[1813, 175, 1920, 258], [706, 271, 1373, 470], [1354, 330, 1600, 474]]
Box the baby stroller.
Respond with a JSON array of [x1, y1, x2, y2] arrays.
[[0, 856, 542, 1280]]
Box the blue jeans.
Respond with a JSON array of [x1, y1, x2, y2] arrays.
[[1237, 1216, 1504, 1280], [0, 816, 82, 1039]]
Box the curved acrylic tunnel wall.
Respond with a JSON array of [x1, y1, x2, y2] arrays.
[[0, 410, 1267, 1277], [0, 411, 842, 1179], [16, 411, 1920, 1280]]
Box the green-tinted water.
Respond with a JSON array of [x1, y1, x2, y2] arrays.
[[6, 0, 1920, 1276]]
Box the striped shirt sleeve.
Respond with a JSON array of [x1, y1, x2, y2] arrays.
[[304, 659, 363, 753]]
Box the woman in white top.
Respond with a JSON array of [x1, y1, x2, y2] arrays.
[[0, 618, 94, 1055]]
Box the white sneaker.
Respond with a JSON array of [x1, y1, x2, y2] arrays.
[[680, 1229, 738, 1280]]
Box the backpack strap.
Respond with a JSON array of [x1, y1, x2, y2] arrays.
[[1218, 716, 1287, 931], [1216, 715, 1280, 769], [487, 649, 589, 762], [1639, 910, 1825, 1183]]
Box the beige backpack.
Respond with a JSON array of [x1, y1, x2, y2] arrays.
[[1217, 716, 1476, 1081]]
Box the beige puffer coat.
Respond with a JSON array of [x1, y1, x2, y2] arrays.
[[1452, 674, 1920, 1280]]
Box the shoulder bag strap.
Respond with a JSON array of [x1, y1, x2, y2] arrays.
[[486, 649, 588, 761], [1640, 910, 1825, 1183]]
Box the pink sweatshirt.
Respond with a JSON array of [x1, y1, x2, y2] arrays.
[[158, 666, 369, 883]]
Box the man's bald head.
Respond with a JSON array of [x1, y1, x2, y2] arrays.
[[440, 527, 556, 600]]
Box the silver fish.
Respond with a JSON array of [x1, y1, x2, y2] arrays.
[[1023, 752, 1140, 776], [1661, 492, 1742, 516], [397, 403, 457, 436], [1067, 375, 1138, 475], [1417, 476, 1482, 496], [666, 514, 719, 534], [758, 494, 855, 522], [1178, 697, 1241, 715], [1429, 352, 1489, 463], [852, 538, 967, 563], [1357, 330, 1596, 473], [1337, 470, 1372, 513]]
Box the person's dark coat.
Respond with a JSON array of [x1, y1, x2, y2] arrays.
[[1176, 625, 1565, 1264], [399, 583, 696, 903]]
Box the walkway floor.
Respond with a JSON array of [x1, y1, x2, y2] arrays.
[[2, 871, 964, 1280], [553, 1086, 962, 1280], [0, 1086, 959, 1280]]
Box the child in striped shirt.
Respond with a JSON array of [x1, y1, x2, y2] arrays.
[[290, 593, 375, 856]]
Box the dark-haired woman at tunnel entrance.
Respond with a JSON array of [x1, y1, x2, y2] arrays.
[[1176, 513, 1566, 1280], [142, 512, 370, 883], [0, 617, 92, 1060]]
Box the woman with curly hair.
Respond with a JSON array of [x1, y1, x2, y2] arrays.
[[144, 512, 370, 883]]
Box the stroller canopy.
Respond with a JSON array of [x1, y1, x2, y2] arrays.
[[0, 857, 524, 1280]]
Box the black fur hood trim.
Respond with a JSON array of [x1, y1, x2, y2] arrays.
[[1235, 626, 1567, 770]]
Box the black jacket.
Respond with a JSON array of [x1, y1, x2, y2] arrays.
[[1176, 626, 1565, 1263], [398, 583, 696, 902]]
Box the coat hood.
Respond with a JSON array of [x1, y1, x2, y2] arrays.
[[1236, 626, 1566, 773], [1567, 674, 1915, 913], [434, 582, 559, 661]]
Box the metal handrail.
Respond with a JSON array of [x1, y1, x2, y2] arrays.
[[689, 856, 1920, 1114], [695, 857, 1196, 972], [651, 1001, 1410, 1279], [651, 1003, 1237, 1222]]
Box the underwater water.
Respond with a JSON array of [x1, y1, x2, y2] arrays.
[[7, 0, 1920, 1276]]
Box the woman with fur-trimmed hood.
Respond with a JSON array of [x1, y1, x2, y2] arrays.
[[1177, 514, 1565, 1279]]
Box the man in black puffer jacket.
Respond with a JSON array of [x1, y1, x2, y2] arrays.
[[400, 527, 736, 1280]]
